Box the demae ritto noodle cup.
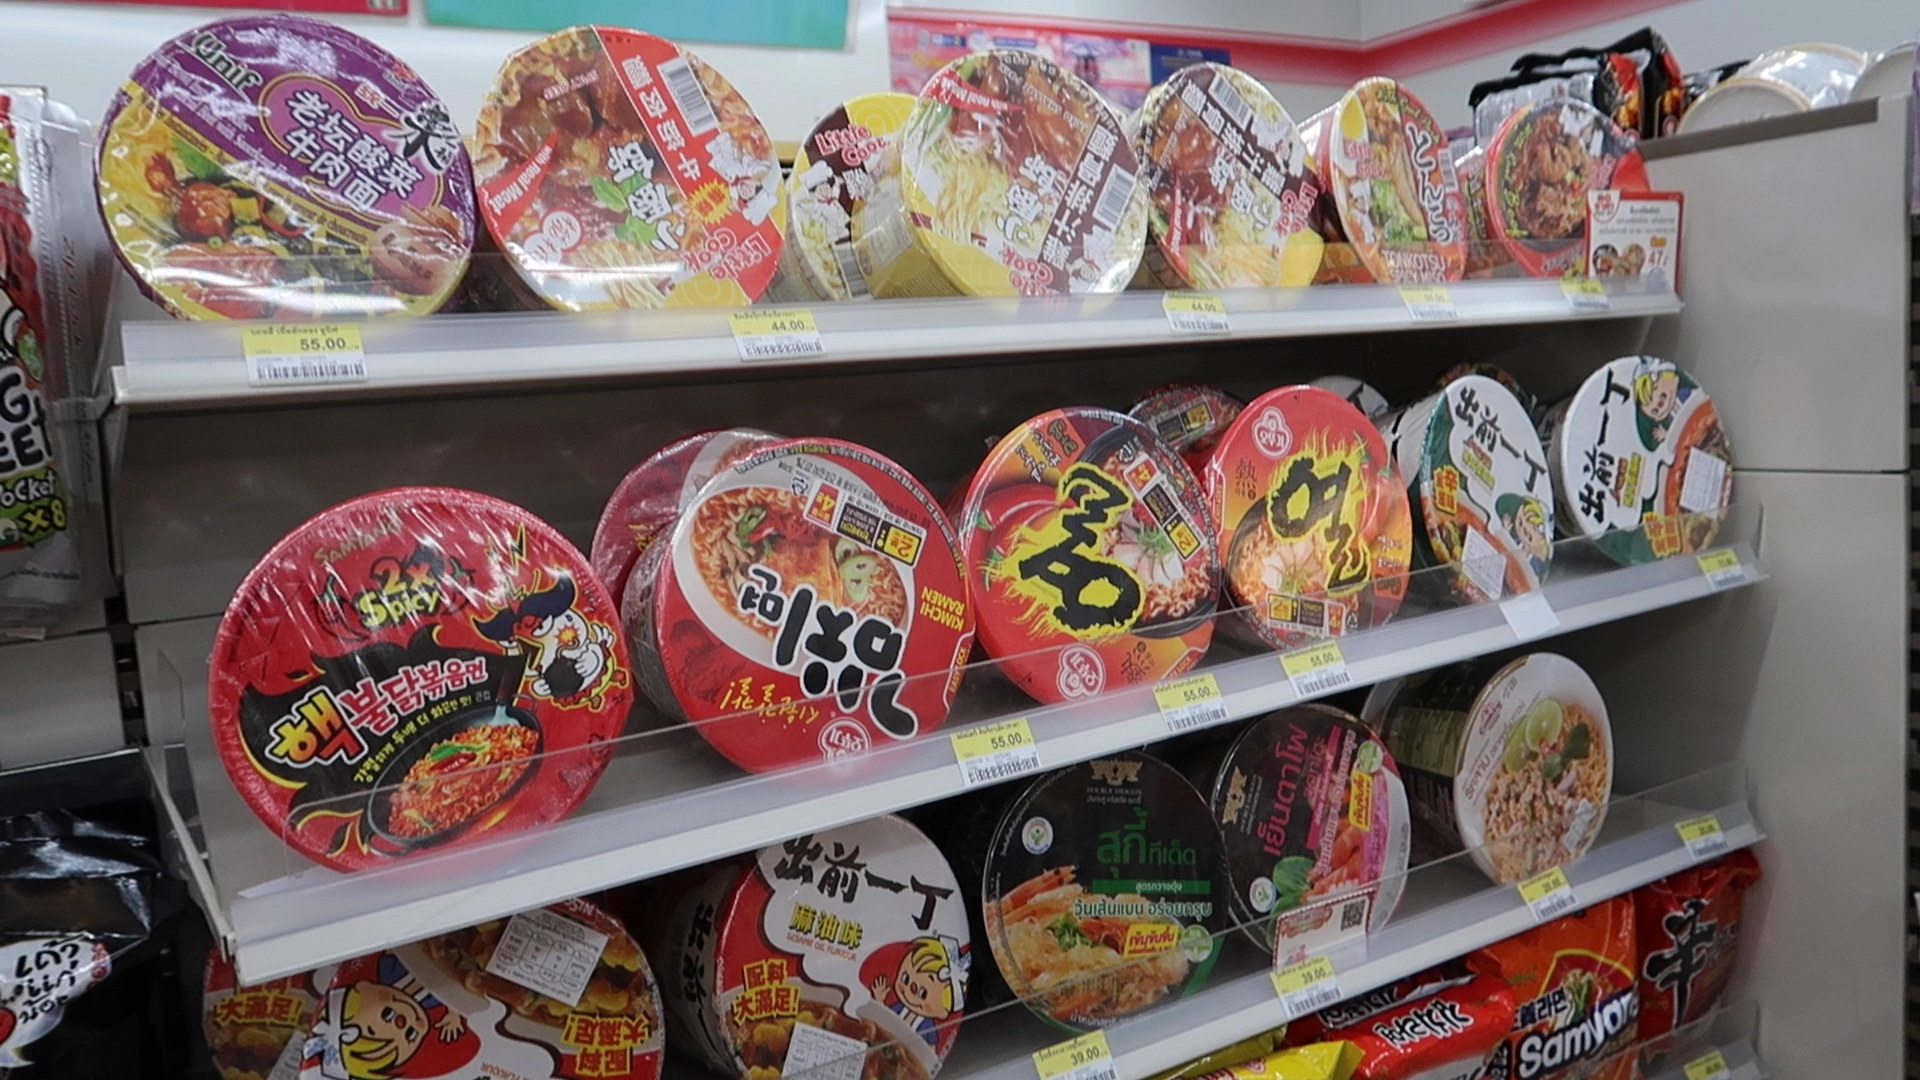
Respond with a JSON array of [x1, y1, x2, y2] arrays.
[[1485, 98, 1648, 277], [1537, 356, 1733, 565], [208, 487, 631, 871], [1377, 654, 1612, 884], [956, 407, 1219, 704], [591, 428, 782, 604], [97, 15, 476, 319], [1131, 62, 1324, 289], [472, 26, 785, 310], [867, 49, 1148, 297], [625, 438, 972, 773], [768, 93, 914, 302]]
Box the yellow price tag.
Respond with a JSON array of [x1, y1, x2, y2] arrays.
[[950, 718, 1040, 788], [1697, 548, 1746, 590], [1399, 284, 1456, 320], [1033, 1032, 1113, 1080], [1162, 291, 1230, 333], [1683, 1049, 1731, 1080], [1153, 673, 1226, 733], [1517, 866, 1578, 921], [1560, 277, 1611, 311], [1280, 641, 1350, 696], [1676, 814, 1730, 859], [730, 309, 825, 361], [241, 323, 367, 386], [1270, 955, 1341, 1019]]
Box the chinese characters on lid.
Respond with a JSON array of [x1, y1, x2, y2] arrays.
[[1318, 78, 1467, 284], [769, 93, 915, 303]]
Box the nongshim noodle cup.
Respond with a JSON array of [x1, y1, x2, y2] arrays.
[[96, 15, 475, 319], [1379, 375, 1555, 603], [1315, 78, 1466, 283], [871, 50, 1148, 297], [1131, 62, 1323, 289], [1195, 704, 1411, 959], [1128, 384, 1244, 476], [1380, 654, 1612, 884], [204, 953, 334, 1080], [1203, 386, 1411, 650], [768, 93, 914, 302], [956, 407, 1219, 705], [472, 27, 786, 310], [657, 815, 970, 1080], [1485, 97, 1648, 277], [981, 752, 1227, 1030], [626, 438, 972, 773], [208, 487, 631, 871], [591, 428, 782, 604], [1537, 356, 1732, 565]]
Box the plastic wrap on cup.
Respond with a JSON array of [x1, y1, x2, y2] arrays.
[[767, 93, 915, 302]]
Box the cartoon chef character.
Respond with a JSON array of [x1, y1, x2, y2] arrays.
[[307, 954, 476, 1079], [476, 577, 617, 704], [1496, 493, 1552, 574], [862, 935, 966, 1049], [1632, 361, 1691, 449]]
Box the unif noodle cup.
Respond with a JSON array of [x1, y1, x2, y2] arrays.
[[1379, 653, 1613, 885], [204, 953, 333, 1080], [1484, 98, 1648, 277], [767, 93, 914, 302], [1131, 62, 1324, 289], [96, 15, 476, 319], [1379, 375, 1555, 603], [209, 487, 630, 872], [956, 407, 1219, 705], [871, 50, 1149, 297], [625, 438, 972, 773], [591, 428, 782, 604], [1314, 78, 1466, 284], [1537, 356, 1732, 565], [1127, 383, 1244, 476], [1202, 386, 1411, 650], [472, 27, 786, 311], [655, 815, 970, 1080]]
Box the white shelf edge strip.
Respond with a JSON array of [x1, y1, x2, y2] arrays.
[[1648, 1040, 1763, 1080]]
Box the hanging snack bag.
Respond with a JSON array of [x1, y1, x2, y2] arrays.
[[205, 953, 334, 1080], [97, 15, 476, 319], [1128, 383, 1245, 475], [1468, 896, 1639, 1080], [1538, 356, 1732, 565], [1131, 62, 1324, 290], [1483, 99, 1648, 277], [769, 93, 914, 302], [592, 428, 782, 603], [1633, 851, 1762, 1053], [208, 488, 631, 871], [472, 26, 785, 310]]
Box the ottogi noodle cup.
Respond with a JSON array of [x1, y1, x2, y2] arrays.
[[1379, 375, 1555, 603], [1307, 375, 1390, 421], [1538, 356, 1732, 564], [657, 815, 970, 1080], [473, 27, 786, 311], [96, 15, 476, 319], [980, 752, 1227, 1031], [305, 898, 663, 1080], [204, 953, 334, 1080], [208, 487, 631, 871], [1484, 98, 1648, 277], [1308, 78, 1467, 283], [1195, 705, 1410, 960], [1378, 654, 1612, 884], [768, 93, 915, 302], [956, 407, 1219, 704], [591, 428, 782, 603], [1202, 386, 1411, 650], [625, 438, 972, 773], [870, 50, 1149, 297], [1131, 62, 1324, 289], [1127, 383, 1244, 475]]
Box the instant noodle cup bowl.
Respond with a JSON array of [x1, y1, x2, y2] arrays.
[[591, 428, 783, 603], [1484, 98, 1648, 277], [1318, 78, 1467, 283], [769, 92, 916, 302]]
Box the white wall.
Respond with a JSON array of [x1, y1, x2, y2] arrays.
[[888, 0, 1357, 41]]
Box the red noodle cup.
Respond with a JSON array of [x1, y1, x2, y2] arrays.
[[1127, 383, 1244, 475], [96, 15, 476, 320], [627, 439, 972, 773], [1484, 98, 1648, 277], [1316, 78, 1467, 283], [1452, 146, 1518, 279], [204, 952, 333, 1080], [657, 815, 970, 1080], [1202, 386, 1411, 650], [591, 428, 782, 602], [472, 27, 786, 311], [956, 407, 1219, 705], [208, 487, 631, 871], [308, 897, 663, 1080], [1293, 106, 1369, 285]]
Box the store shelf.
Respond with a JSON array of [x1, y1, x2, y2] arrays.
[[1647, 1042, 1764, 1080], [110, 278, 1681, 411]]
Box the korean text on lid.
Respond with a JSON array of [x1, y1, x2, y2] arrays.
[[472, 26, 785, 311], [956, 407, 1219, 704], [96, 14, 476, 319], [208, 487, 631, 871], [1314, 78, 1467, 284], [769, 93, 915, 302], [624, 438, 972, 773], [1485, 97, 1648, 277]]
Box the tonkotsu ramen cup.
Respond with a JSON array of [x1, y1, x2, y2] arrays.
[[956, 407, 1220, 704], [1202, 386, 1411, 650], [625, 438, 973, 773], [471, 26, 786, 310], [1131, 62, 1324, 290], [866, 50, 1149, 297], [96, 15, 476, 319], [591, 428, 782, 604], [1537, 356, 1732, 565], [208, 487, 631, 872], [1312, 78, 1467, 283], [204, 953, 334, 1080], [1379, 375, 1555, 603], [1128, 383, 1245, 475], [1378, 654, 1612, 885], [1484, 98, 1648, 277], [766, 93, 915, 302]]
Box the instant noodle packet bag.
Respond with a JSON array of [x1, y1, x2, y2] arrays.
[[472, 26, 785, 310], [302, 898, 663, 1080], [1633, 851, 1761, 1058], [1129, 384, 1244, 477], [1316, 973, 1517, 1080], [209, 487, 631, 871], [204, 953, 334, 1080], [1468, 896, 1640, 1080], [591, 428, 782, 604], [625, 438, 972, 772], [1145, 1025, 1292, 1080], [1131, 62, 1324, 290], [955, 407, 1219, 704], [768, 93, 914, 302], [656, 815, 970, 1080], [1484, 99, 1648, 277], [97, 15, 476, 319], [1191, 1043, 1363, 1080], [1537, 356, 1732, 565]]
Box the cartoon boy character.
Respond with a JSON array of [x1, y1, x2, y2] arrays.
[[313, 954, 477, 1079], [1632, 363, 1691, 449], [863, 936, 965, 1049], [1496, 493, 1552, 573]]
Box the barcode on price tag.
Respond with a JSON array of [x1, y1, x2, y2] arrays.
[[1683, 1049, 1732, 1080], [1163, 292, 1230, 333], [1032, 1031, 1115, 1080], [1561, 277, 1612, 311], [1675, 815, 1730, 860], [1280, 641, 1350, 697], [1517, 867, 1578, 922], [1269, 955, 1341, 1020], [731, 310, 826, 362], [1399, 284, 1456, 321], [242, 323, 367, 386], [951, 718, 1041, 788], [1697, 549, 1748, 591], [1154, 673, 1227, 733], [483, 907, 610, 1007]]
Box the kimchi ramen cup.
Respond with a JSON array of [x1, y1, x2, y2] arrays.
[[767, 92, 915, 302], [591, 427, 782, 604], [1484, 98, 1648, 277]]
